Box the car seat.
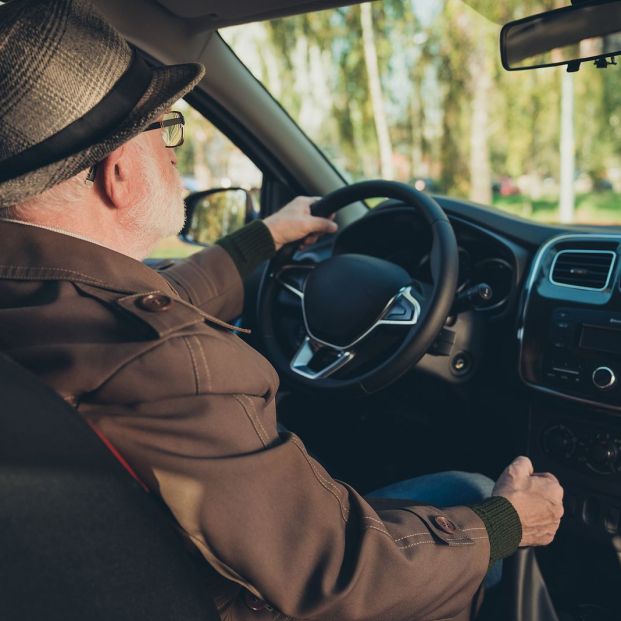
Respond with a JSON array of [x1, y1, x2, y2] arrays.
[[0, 352, 221, 621]]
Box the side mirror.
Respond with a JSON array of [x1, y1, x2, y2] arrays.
[[501, 1, 621, 71], [181, 187, 257, 246]]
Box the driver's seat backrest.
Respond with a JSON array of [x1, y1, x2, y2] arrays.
[[0, 353, 222, 621]]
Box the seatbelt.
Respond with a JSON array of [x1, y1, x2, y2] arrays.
[[87, 422, 150, 492]]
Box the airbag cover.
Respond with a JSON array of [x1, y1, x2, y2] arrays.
[[303, 254, 411, 348]]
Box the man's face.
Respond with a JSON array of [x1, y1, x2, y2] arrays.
[[128, 123, 186, 243]]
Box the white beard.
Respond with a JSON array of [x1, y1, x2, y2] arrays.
[[130, 141, 186, 247]]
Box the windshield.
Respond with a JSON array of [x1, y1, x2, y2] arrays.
[[222, 0, 621, 225]]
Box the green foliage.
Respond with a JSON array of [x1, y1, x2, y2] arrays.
[[221, 0, 621, 224], [188, 191, 247, 245], [494, 192, 621, 224]]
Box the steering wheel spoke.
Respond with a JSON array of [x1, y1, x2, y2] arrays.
[[377, 285, 421, 327], [290, 336, 354, 380], [275, 264, 314, 300], [409, 278, 435, 308]]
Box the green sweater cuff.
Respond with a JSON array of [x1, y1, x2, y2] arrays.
[[216, 220, 276, 280], [470, 496, 522, 565]]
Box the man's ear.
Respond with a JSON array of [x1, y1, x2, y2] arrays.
[[99, 144, 133, 211]]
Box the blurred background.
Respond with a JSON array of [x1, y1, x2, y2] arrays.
[[154, 0, 621, 256]]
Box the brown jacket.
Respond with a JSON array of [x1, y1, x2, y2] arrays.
[[0, 219, 494, 621]]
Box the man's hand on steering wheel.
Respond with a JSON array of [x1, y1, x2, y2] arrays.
[[264, 196, 338, 251]]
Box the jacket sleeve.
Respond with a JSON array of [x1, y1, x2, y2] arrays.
[[159, 220, 275, 322], [80, 333, 521, 621]]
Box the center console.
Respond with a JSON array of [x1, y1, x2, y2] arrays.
[[519, 235, 621, 408], [519, 234, 621, 530], [519, 234, 621, 618]]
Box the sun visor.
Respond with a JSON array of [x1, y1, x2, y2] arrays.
[[154, 0, 366, 26]]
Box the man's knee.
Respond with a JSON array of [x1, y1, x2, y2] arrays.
[[443, 471, 495, 503]]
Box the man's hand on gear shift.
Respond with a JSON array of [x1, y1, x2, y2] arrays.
[[493, 456, 564, 547]]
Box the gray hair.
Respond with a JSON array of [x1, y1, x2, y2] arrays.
[[0, 169, 91, 221]]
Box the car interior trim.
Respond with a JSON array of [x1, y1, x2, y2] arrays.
[[548, 249, 616, 292], [518, 232, 621, 412]]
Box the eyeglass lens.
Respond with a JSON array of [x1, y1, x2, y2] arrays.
[[160, 112, 184, 147]]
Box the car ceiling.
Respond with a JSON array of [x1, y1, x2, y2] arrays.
[[155, 0, 371, 27]]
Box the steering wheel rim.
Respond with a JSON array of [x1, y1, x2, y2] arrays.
[[257, 180, 459, 395]]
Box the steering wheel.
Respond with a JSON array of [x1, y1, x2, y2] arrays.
[[257, 180, 458, 395]]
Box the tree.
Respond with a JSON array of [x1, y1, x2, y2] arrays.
[[360, 2, 394, 179]]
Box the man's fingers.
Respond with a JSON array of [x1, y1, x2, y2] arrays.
[[533, 472, 563, 500], [507, 455, 534, 479], [300, 234, 319, 248], [533, 471, 558, 482], [311, 216, 338, 235], [533, 472, 564, 504]]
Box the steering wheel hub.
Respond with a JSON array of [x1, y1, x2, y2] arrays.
[[303, 254, 411, 348]]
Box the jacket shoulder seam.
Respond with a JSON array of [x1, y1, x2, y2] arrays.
[[86, 334, 201, 402], [232, 394, 269, 447]]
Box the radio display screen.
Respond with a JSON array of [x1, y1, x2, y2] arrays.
[[579, 324, 621, 354]]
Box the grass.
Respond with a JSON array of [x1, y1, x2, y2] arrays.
[[492, 192, 621, 225], [148, 236, 203, 259], [147, 191, 621, 260]]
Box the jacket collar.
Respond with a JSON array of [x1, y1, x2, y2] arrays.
[[0, 219, 177, 294]]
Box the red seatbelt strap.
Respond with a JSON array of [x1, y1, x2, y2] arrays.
[[88, 422, 150, 493]]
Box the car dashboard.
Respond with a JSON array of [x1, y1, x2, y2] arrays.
[[319, 201, 530, 385], [516, 232, 621, 552], [327, 200, 621, 613], [297, 199, 621, 546]]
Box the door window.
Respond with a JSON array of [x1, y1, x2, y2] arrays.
[[148, 99, 262, 258]]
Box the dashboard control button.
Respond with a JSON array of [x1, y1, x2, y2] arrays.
[[384, 297, 414, 321], [451, 352, 472, 375], [429, 328, 455, 356], [587, 437, 618, 472], [550, 319, 576, 349], [543, 425, 576, 460], [592, 366, 616, 391]]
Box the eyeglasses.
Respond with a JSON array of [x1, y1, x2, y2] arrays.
[[84, 111, 185, 184], [142, 110, 185, 148]]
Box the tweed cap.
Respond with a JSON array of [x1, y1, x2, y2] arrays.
[[0, 0, 205, 208]]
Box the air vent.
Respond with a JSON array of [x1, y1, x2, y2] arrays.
[[550, 250, 616, 290]]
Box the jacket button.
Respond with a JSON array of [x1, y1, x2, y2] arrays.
[[243, 592, 270, 612], [136, 293, 172, 312], [433, 515, 457, 534]]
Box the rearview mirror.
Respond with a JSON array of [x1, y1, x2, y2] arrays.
[[181, 188, 257, 246], [501, 0, 621, 71]]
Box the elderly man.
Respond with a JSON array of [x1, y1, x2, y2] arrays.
[[0, 0, 563, 619]]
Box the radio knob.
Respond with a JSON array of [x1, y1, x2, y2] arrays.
[[543, 425, 576, 460], [588, 438, 618, 471], [592, 367, 616, 391]]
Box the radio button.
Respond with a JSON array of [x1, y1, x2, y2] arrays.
[[592, 366, 616, 391], [549, 319, 576, 349]]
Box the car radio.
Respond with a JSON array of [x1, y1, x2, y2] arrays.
[[518, 233, 621, 410], [542, 307, 621, 404]]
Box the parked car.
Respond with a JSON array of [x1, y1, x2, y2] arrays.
[[492, 176, 521, 197]]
